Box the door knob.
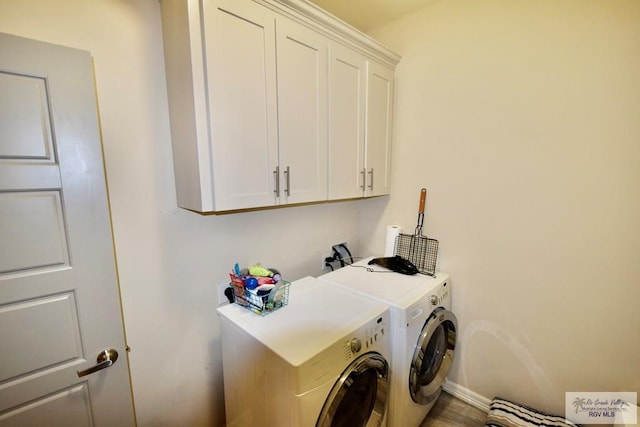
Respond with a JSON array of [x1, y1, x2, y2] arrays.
[[77, 348, 119, 377]]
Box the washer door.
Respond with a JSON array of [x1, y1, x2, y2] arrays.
[[409, 307, 457, 405], [317, 352, 389, 427]]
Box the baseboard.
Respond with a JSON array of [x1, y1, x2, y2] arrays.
[[443, 380, 492, 413]]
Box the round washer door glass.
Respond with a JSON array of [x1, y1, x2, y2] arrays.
[[409, 307, 457, 405], [317, 352, 389, 427]]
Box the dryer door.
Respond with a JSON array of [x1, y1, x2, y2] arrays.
[[317, 352, 389, 427], [409, 307, 457, 405]]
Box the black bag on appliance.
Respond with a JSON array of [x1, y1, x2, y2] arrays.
[[368, 256, 419, 276]]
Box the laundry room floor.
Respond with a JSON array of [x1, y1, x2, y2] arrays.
[[420, 392, 487, 426]]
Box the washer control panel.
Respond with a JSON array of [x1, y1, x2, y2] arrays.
[[349, 337, 362, 353], [403, 279, 451, 328], [344, 316, 386, 356], [364, 317, 385, 351]]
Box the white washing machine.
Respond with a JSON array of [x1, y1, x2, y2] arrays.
[[319, 258, 457, 427], [217, 276, 392, 427]]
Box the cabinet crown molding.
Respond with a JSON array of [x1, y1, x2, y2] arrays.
[[258, 0, 401, 66]]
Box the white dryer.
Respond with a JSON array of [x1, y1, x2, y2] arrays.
[[319, 258, 457, 427], [217, 276, 392, 427]]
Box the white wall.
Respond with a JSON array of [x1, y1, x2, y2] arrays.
[[4, 0, 639, 424], [364, 0, 640, 416], [0, 1, 362, 425]]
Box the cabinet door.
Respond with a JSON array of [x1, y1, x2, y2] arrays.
[[327, 42, 366, 200], [275, 17, 327, 204], [365, 61, 394, 197], [203, 0, 279, 211]]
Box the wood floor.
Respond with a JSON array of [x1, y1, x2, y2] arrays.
[[419, 392, 488, 427]]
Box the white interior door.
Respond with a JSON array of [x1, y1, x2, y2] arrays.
[[0, 33, 135, 426]]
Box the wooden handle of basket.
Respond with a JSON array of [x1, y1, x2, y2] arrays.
[[418, 188, 426, 215]]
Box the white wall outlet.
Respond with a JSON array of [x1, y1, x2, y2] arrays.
[[218, 281, 231, 306]]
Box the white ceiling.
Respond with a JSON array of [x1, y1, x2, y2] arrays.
[[307, 0, 434, 32]]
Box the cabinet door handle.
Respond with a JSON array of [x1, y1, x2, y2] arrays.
[[273, 166, 280, 196], [284, 166, 291, 196], [368, 168, 374, 190], [360, 169, 366, 190]]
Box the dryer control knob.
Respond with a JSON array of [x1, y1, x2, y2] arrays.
[[350, 338, 362, 354], [430, 295, 439, 305]]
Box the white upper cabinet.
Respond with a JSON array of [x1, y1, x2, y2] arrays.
[[275, 17, 328, 204], [161, 0, 399, 212], [204, 0, 279, 211], [327, 42, 366, 200], [365, 60, 394, 197], [327, 47, 395, 199]]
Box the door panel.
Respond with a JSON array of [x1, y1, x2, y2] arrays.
[[328, 43, 366, 200], [276, 17, 327, 204], [0, 72, 54, 159], [0, 293, 82, 381], [0, 33, 135, 426], [204, 0, 279, 210], [0, 384, 93, 427], [365, 61, 394, 197], [0, 191, 68, 272]]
